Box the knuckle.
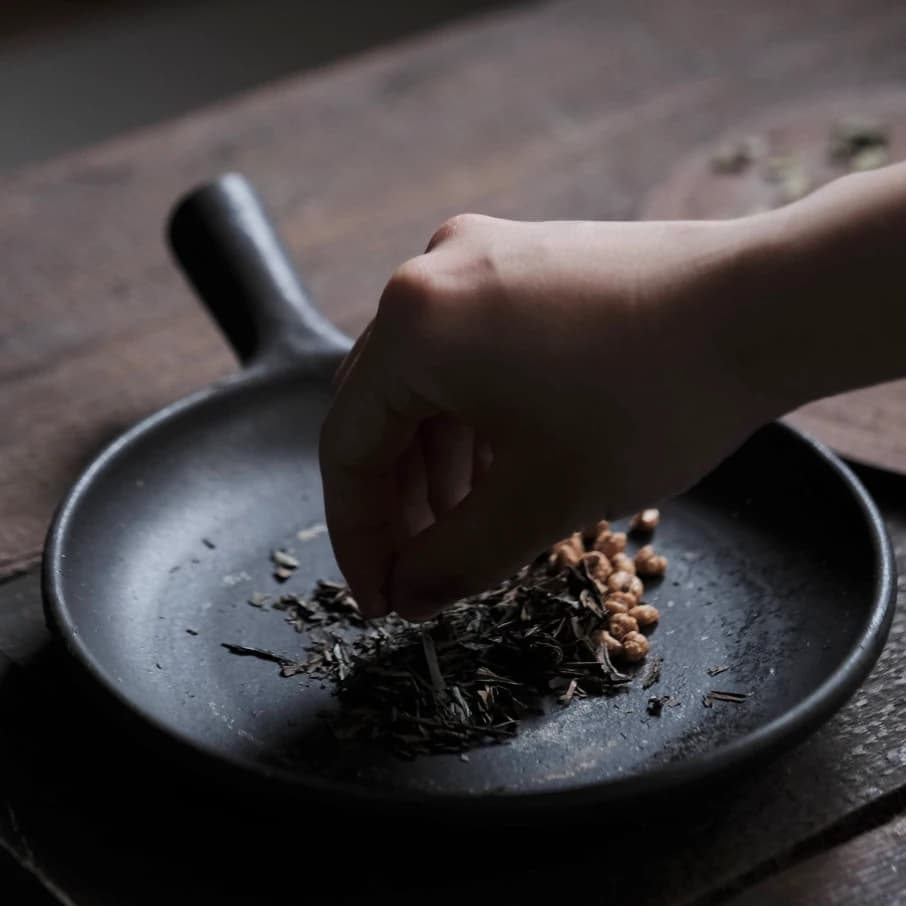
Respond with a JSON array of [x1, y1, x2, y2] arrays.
[[382, 256, 444, 320], [426, 212, 486, 250]]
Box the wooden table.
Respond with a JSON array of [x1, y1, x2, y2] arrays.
[[2, 1, 906, 902]]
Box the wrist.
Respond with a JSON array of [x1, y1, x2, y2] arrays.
[[728, 166, 906, 418], [708, 169, 900, 421], [687, 212, 806, 426], [724, 209, 809, 419]]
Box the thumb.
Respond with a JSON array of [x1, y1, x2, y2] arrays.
[[389, 454, 560, 620]]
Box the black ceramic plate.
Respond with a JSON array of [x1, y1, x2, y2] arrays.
[[43, 174, 896, 814]]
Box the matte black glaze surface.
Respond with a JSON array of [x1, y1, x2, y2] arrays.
[[43, 174, 896, 812]]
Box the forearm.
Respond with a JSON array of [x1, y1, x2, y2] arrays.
[[731, 163, 906, 416]]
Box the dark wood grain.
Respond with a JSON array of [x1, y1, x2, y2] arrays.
[[643, 87, 906, 477], [725, 813, 906, 905], [0, 1, 122, 44], [0, 571, 50, 664], [4, 0, 906, 576]]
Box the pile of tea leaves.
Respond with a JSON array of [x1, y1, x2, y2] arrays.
[[227, 557, 645, 759]]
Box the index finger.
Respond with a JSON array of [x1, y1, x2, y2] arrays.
[[318, 326, 436, 617]]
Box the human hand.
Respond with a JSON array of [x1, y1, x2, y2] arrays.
[[319, 212, 779, 620]]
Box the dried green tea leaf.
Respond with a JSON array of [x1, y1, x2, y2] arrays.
[[271, 549, 299, 568], [233, 523, 667, 758], [704, 690, 749, 705], [641, 656, 663, 690], [271, 549, 299, 582], [297, 523, 328, 543], [221, 643, 306, 676]]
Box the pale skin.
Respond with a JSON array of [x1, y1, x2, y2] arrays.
[[319, 163, 906, 621]]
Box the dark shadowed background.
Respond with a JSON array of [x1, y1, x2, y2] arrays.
[[0, 0, 512, 170]]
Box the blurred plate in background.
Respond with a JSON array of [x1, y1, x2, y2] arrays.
[[643, 86, 906, 475]]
